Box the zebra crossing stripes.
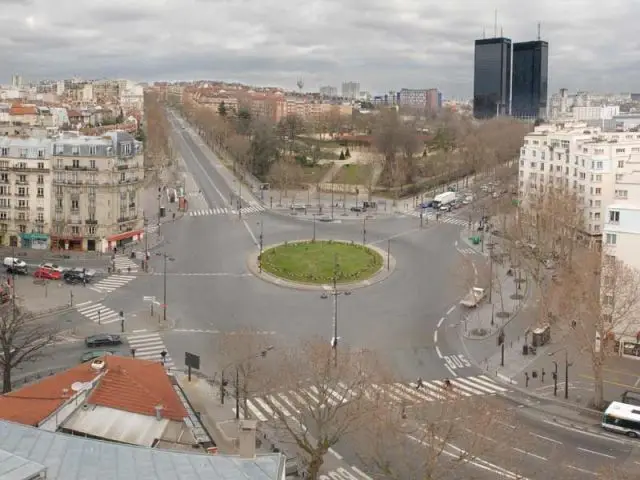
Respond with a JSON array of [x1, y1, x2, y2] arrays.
[[76, 302, 121, 325], [188, 207, 229, 216], [405, 210, 468, 226], [238, 204, 265, 215], [126, 332, 175, 368], [113, 254, 138, 273], [237, 376, 510, 423], [89, 275, 136, 293]]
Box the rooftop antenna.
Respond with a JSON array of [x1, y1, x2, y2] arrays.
[[482, 27, 486, 39], [537, 22, 541, 40], [494, 9, 498, 37], [500, 26, 503, 37]]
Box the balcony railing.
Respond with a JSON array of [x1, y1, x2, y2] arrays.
[[14, 205, 29, 210], [117, 215, 137, 223]]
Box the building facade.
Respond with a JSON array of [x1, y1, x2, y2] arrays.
[[512, 41, 548, 119], [0, 137, 53, 249], [473, 37, 512, 119], [319, 86, 338, 97], [398, 88, 441, 111], [341, 82, 360, 100], [50, 131, 144, 252]]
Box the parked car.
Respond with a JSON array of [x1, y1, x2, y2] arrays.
[[419, 200, 434, 209], [350, 206, 366, 213], [3, 257, 27, 274], [65, 267, 96, 283], [40, 262, 65, 273], [80, 350, 114, 363], [34, 267, 61, 280], [85, 334, 122, 348]]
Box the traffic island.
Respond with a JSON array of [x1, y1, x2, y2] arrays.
[[247, 239, 396, 291]]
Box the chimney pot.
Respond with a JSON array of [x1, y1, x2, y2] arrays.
[[154, 405, 163, 421]]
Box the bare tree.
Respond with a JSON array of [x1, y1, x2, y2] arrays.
[[214, 328, 279, 414], [264, 339, 388, 479], [227, 134, 251, 175], [0, 305, 59, 393], [268, 159, 303, 202]]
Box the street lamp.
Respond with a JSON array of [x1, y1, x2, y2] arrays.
[[312, 214, 317, 242], [362, 216, 367, 245], [257, 215, 264, 273], [548, 348, 572, 399], [320, 254, 352, 367], [155, 252, 175, 323], [220, 346, 274, 420]]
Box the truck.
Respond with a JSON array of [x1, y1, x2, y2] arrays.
[[433, 191, 457, 210], [460, 287, 486, 307]]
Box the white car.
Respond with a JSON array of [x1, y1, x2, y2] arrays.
[[3, 257, 27, 274]]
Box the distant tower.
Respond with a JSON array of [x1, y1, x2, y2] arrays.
[[296, 78, 304, 93]]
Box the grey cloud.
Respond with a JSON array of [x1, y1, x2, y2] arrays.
[[1, 0, 639, 97]]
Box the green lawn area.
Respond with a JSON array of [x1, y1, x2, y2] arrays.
[[261, 240, 383, 284], [301, 164, 332, 184], [333, 164, 372, 185]]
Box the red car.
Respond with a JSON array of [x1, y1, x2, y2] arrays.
[[34, 267, 61, 280]]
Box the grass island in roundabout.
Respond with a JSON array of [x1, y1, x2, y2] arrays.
[[260, 240, 383, 284]]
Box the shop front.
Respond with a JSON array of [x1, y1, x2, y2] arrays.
[[615, 331, 640, 360], [50, 235, 84, 251], [19, 232, 50, 250], [104, 229, 144, 253]]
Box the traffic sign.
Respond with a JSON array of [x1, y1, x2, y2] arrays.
[[143, 296, 156, 302]]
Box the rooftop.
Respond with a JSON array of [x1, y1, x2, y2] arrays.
[[0, 356, 187, 428], [0, 420, 284, 480]]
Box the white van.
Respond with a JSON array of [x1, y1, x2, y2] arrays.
[[3, 257, 27, 274]]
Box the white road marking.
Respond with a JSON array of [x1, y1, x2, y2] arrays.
[[433, 330, 438, 343], [445, 365, 457, 377], [243, 219, 259, 246], [132, 329, 147, 333], [565, 465, 597, 476], [542, 420, 628, 445], [513, 447, 547, 461], [75, 300, 92, 307], [437, 317, 444, 328], [328, 448, 343, 460], [351, 466, 372, 480], [446, 305, 456, 315], [530, 432, 562, 445], [435, 346, 442, 358], [577, 447, 616, 459]]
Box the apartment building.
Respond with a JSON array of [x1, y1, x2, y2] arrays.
[[0, 137, 52, 249], [50, 131, 144, 252], [398, 88, 441, 111], [518, 123, 640, 237]]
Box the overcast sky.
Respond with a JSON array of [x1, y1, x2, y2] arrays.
[[1, 0, 638, 99]]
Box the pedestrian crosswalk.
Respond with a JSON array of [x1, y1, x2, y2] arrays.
[[236, 375, 508, 423], [405, 210, 469, 227], [89, 274, 136, 294], [112, 254, 139, 273], [126, 332, 175, 369], [76, 301, 122, 325], [188, 204, 266, 216]]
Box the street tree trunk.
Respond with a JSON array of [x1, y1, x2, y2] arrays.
[[3, 364, 11, 394], [306, 451, 326, 480], [592, 349, 605, 410]]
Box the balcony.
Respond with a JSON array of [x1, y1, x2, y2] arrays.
[[15, 193, 29, 197], [14, 205, 29, 211], [63, 165, 97, 171], [117, 164, 129, 170], [117, 215, 137, 223], [69, 216, 82, 225], [35, 218, 45, 224], [85, 219, 98, 225], [15, 180, 28, 185]]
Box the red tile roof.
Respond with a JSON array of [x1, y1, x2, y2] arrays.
[[9, 105, 37, 116], [0, 356, 186, 426]]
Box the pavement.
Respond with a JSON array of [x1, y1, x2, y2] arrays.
[[13, 273, 98, 315]]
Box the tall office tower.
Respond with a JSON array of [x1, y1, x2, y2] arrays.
[[341, 82, 360, 99], [473, 37, 512, 119], [512, 40, 549, 119]]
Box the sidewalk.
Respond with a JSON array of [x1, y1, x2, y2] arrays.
[[15, 275, 97, 316], [64, 307, 175, 339]]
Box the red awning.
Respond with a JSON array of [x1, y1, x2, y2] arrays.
[[107, 229, 143, 242]]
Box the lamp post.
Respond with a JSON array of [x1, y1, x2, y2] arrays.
[[320, 254, 352, 367], [258, 215, 264, 273], [362, 216, 367, 245], [548, 348, 572, 399], [331, 184, 335, 221], [156, 252, 175, 323], [312, 214, 317, 242], [220, 346, 274, 419]]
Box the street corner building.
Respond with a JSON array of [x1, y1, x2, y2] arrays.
[[0, 130, 147, 253], [0, 355, 286, 480]]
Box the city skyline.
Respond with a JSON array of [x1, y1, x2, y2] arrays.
[[1, 0, 639, 97]]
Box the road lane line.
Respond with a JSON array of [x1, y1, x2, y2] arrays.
[[435, 346, 442, 358], [437, 317, 444, 328], [433, 330, 438, 342], [512, 447, 547, 461], [542, 420, 628, 445], [577, 447, 616, 459], [445, 365, 457, 377], [351, 466, 372, 480], [565, 465, 597, 476], [530, 432, 562, 445], [446, 305, 456, 315], [242, 219, 259, 246], [497, 420, 516, 429], [328, 448, 343, 460], [75, 300, 93, 307]]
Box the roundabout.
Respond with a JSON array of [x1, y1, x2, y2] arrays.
[[249, 239, 394, 291]]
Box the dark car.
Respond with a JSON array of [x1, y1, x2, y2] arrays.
[[64, 268, 95, 284], [80, 350, 114, 363], [85, 334, 122, 348], [419, 200, 434, 209], [350, 206, 366, 213]]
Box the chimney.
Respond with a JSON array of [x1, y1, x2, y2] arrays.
[[154, 405, 163, 421], [237, 419, 258, 459]]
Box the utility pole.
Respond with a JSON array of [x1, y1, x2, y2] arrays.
[[387, 239, 391, 270], [163, 253, 168, 323], [565, 349, 572, 400], [332, 260, 338, 368], [312, 214, 316, 242], [552, 361, 558, 397], [238, 181, 242, 219], [258, 215, 264, 273], [330, 184, 334, 220], [235, 367, 240, 420], [362, 217, 367, 245], [144, 216, 149, 272]]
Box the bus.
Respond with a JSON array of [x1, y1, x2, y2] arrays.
[[602, 401, 640, 438]]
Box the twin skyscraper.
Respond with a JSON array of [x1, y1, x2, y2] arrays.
[[473, 36, 548, 120]]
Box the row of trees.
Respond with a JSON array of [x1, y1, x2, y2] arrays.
[[144, 91, 176, 183]]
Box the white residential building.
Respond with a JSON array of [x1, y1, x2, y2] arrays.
[[572, 105, 620, 121], [518, 123, 640, 238]]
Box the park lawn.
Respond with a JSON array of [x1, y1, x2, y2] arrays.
[[333, 164, 372, 185], [261, 241, 383, 284], [301, 164, 333, 184]]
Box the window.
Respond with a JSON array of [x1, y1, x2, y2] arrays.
[[19, 149, 27, 158], [540, 163, 544, 171], [72, 146, 79, 156], [595, 188, 601, 195], [618, 160, 625, 168], [72, 159, 79, 168], [71, 199, 79, 210], [55, 186, 63, 195], [541, 152, 546, 160], [37, 175, 44, 185], [37, 187, 44, 198], [616, 174, 624, 182], [37, 149, 44, 158], [616, 148, 625, 154], [18, 225, 26, 233], [532, 151, 537, 157], [17, 187, 26, 197], [606, 233, 617, 245], [37, 212, 44, 222], [56, 158, 63, 169], [120, 172, 126, 182], [89, 145, 97, 155], [595, 174, 602, 182], [0, 148, 8, 156], [88, 226, 97, 235], [595, 212, 600, 219], [595, 200, 601, 207], [18, 175, 26, 184], [71, 226, 80, 235], [615, 190, 628, 199], [90, 159, 96, 169], [596, 161, 603, 169], [56, 198, 62, 209], [610, 211, 620, 223]]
